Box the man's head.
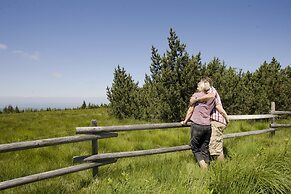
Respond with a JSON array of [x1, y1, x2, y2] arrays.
[[200, 77, 213, 86]]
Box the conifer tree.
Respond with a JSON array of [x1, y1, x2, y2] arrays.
[[252, 58, 284, 113], [139, 47, 162, 120], [143, 28, 191, 121], [179, 53, 203, 114], [15, 106, 20, 113], [236, 71, 255, 114], [3, 105, 14, 114], [81, 101, 87, 109], [201, 57, 227, 93], [106, 65, 139, 119], [218, 67, 241, 114], [281, 65, 291, 110]]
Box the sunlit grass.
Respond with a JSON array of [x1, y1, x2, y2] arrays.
[[0, 109, 290, 193]]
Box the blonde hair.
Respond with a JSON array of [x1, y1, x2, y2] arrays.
[[197, 81, 210, 92]]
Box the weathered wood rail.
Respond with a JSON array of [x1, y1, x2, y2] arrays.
[[0, 133, 117, 153], [75, 114, 277, 134], [270, 123, 291, 128], [0, 159, 116, 190], [82, 128, 277, 162], [0, 102, 290, 190]]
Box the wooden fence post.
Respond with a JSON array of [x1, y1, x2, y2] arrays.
[[270, 102, 276, 136], [91, 120, 98, 177]]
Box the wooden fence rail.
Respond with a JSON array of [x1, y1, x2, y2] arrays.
[[0, 102, 290, 191], [270, 123, 291, 128], [271, 111, 291, 115], [0, 126, 281, 191], [0, 133, 117, 153], [76, 122, 183, 134], [0, 159, 116, 190], [223, 128, 276, 139], [76, 114, 277, 134], [76, 128, 276, 162]]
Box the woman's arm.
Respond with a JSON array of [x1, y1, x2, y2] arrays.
[[181, 105, 194, 125]]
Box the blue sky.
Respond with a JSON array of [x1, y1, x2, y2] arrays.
[[0, 0, 290, 108]]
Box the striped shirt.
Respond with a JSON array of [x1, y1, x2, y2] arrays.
[[208, 87, 227, 126]]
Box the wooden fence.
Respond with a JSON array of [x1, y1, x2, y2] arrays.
[[0, 102, 290, 190]]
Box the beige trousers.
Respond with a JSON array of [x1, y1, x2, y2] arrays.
[[209, 121, 226, 156]]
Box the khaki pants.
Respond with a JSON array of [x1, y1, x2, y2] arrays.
[[209, 121, 226, 156]]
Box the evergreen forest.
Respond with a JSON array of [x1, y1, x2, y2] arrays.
[[107, 29, 291, 121]]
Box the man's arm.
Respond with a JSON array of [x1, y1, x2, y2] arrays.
[[181, 106, 194, 125], [215, 104, 229, 123], [190, 92, 215, 106]]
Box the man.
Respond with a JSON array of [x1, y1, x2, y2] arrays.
[[190, 77, 228, 161]]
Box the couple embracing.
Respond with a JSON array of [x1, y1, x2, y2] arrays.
[[181, 77, 229, 169]]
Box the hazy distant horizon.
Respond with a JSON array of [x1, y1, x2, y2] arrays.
[[0, 96, 108, 110]]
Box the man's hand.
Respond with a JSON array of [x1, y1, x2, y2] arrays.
[[225, 115, 230, 124]]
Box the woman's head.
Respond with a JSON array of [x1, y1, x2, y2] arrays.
[[197, 81, 210, 92], [197, 81, 204, 92], [197, 79, 211, 92]]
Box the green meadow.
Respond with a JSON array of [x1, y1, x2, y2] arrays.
[[0, 108, 290, 193]]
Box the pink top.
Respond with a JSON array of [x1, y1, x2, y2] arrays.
[[190, 91, 216, 125]]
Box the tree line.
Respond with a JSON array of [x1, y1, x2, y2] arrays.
[[0, 101, 108, 114], [106, 28, 291, 122]]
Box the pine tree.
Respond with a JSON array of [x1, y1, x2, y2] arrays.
[[201, 57, 227, 93], [8, 105, 14, 113], [180, 53, 203, 114], [252, 58, 284, 113], [15, 106, 20, 113], [219, 66, 241, 114], [3, 105, 14, 114], [106, 65, 139, 119], [81, 101, 87, 109], [281, 65, 291, 110], [142, 28, 191, 121], [237, 71, 255, 114]]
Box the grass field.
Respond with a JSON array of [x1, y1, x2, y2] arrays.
[[0, 108, 290, 193]]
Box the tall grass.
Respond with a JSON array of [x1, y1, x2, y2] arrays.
[[210, 136, 291, 194], [0, 108, 290, 193]]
